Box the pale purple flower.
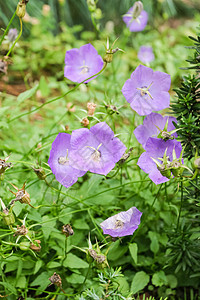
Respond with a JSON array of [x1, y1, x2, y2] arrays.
[[123, 1, 148, 32], [64, 43, 104, 83], [48, 133, 86, 188], [121, 65, 171, 116], [70, 122, 126, 176], [137, 138, 182, 185], [100, 207, 142, 237], [134, 112, 177, 149], [7, 28, 18, 42], [138, 46, 154, 64]]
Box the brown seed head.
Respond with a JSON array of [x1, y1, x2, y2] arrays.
[[62, 224, 74, 237]]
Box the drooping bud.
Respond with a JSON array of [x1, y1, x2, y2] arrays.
[[16, 1, 26, 18], [62, 224, 74, 237]]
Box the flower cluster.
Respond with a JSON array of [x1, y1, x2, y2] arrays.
[[48, 122, 126, 188]]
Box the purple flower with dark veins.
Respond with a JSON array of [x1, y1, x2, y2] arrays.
[[64, 43, 104, 83], [123, 1, 148, 32], [70, 122, 126, 175], [137, 137, 182, 185], [134, 112, 177, 149], [100, 207, 142, 237], [138, 46, 154, 64], [121, 65, 171, 116], [48, 133, 86, 188]]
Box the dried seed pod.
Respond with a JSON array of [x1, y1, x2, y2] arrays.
[[62, 224, 74, 237], [49, 272, 62, 288], [14, 225, 28, 236], [30, 240, 41, 252], [81, 117, 89, 127], [87, 102, 96, 116], [9, 182, 32, 207]]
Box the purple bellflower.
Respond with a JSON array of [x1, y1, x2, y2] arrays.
[[121, 65, 171, 116], [70, 122, 126, 176], [137, 137, 182, 185], [138, 46, 154, 64], [123, 1, 148, 32], [64, 43, 104, 83], [100, 207, 142, 237], [48, 133, 86, 188], [134, 112, 177, 149]]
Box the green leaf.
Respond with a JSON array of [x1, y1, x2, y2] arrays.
[[17, 84, 39, 103], [148, 231, 159, 254], [47, 261, 61, 269], [39, 76, 50, 97], [129, 243, 138, 264], [166, 274, 178, 289], [152, 271, 167, 287], [16, 276, 26, 288], [63, 253, 89, 269], [0, 281, 17, 295], [30, 272, 50, 295], [130, 271, 150, 294], [67, 273, 85, 284], [34, 260, 43, 274]]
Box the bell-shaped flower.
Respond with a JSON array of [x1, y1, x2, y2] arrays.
[[100, 207, 142, 237], [123, 1, 148, 32]]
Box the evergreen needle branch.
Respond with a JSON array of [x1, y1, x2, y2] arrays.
[[8, 62, 107, 123], [176, 179, 183, 230], [0, 10, 17, 47], [6, 17, 22, 57]]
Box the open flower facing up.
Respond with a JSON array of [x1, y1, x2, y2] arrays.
[[64, 43, 104, 83], [137, 137, 182, 185], [121, 65, 171, 116], [134, 112, 177, 149], [48, 133, 86, 188], [123, 1, 148, 32], [100, 207, 142, 237], [70, 122, 126, 176], [138, 46, 154, 64]]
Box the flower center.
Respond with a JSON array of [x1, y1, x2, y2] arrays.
[[137, 82, 153, 99], [58, 150, 69, 165], [85, 143, 102, 163], [115, 220, 124, 229], [80, 60, 90, 74]]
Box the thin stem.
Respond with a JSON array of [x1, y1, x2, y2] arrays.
[[177, 179, 183, 230], [8, 62, 107, 123], [82, 261, 92, 287], [0, 11, 17, 47], [6, 17, 23, 56]]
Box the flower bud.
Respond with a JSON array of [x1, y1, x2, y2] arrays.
[[193, 157, 200, 170], [81, 117, 89, 127], [33, 167, 46, 180], [30, 240, 41, 252], [62, 224, 74, 237], [2, 208, 15, 226], [16, 2, 26, 18], [19, 241, 30, 251], [87, 0, 96, 12]]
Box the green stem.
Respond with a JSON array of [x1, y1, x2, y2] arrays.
[[82, 260, 92, 287], [177, 179, 183, 230], [0, 10, 17, 47], [8, 62, 107, 123], [6, 17, 23, 56]]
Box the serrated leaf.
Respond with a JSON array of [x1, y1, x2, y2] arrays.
[[130, 271, 150, 294]]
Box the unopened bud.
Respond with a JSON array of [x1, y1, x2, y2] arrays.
[[81, 117, 89, 127], [49, 272, 62, 288], [33, 167, 46, 180], [16, 2, 26, 18], [87, 102, 96, 116], [87, 0, 96, 12], [30, 240, 41, 252], [2, 208, 15, 226], [62, 224, 74, 237]]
